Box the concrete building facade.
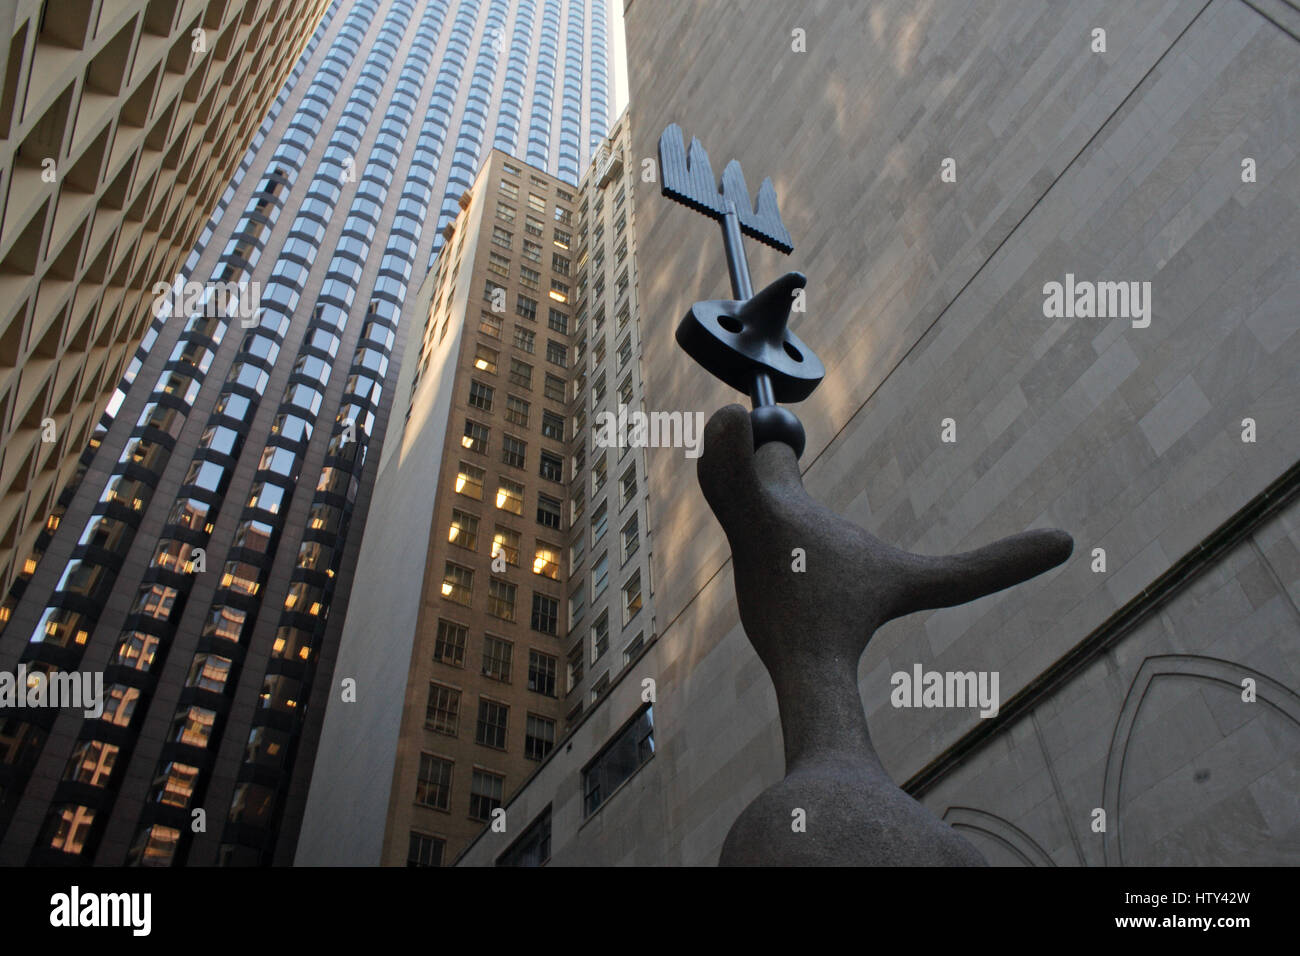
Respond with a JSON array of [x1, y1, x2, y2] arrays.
[[0, 0, 330, 601], [458, 0, 1300, 866], [0, 0, 614, 866]]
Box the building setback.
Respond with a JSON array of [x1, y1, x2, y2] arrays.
[[0, 0, 613, 866], [0, 0, 331, 603], [297, 109, 657, 866], [457, 0, 1300, 866]]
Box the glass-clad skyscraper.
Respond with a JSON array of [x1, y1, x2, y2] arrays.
[[0, 0, 612, 866]]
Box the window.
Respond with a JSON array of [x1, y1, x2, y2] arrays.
[[623, 632, 645, 666], [480, 311, 502, 338], [63, 740, 119, 788], [528, 650, 557, 697], [521, 239, 542, 262], [488, 580, 517, 622], [482, 635, 514, 681], [531, 592, 559, 635], [488, 252, 510, 277], [554, 206, 572, 225], [569, 581, 586, 630], [541, 411, 565, 441], [497, 807, 551, 866], [620, 465, 638, 508], [546, 339, 568, 367], [618, 335, 632, 368], [496, 478, 524, 515], [434, 619, 467, 666], [462, 419, 488, 454], [509, 358, 533, 389], [571, 486, 585, 523], [426, 683, 460, 736], [519, 266, 540, 290], [502, 435, 527, 469], [591, 501, 608, 543], [592, 553, 610, 599], [499, 179, 519, 200], [491, 225, 512, 248], [567, 643, 584, 692], [593, 454, 608, 494], [527, 193, 547, 213], [590, 672, 610, 704], [516, 294, 537, 320], [537, 494, 561, 530], [475, 699, 509, 750], [449, 509, 479, 550], [583, 706, 654, 817], [592, 610, 609, 661], [547, 308, 568, 334], [553, 228, 570, 249], [513, 325, 536, 353], [468, 380, 493, 411], [456, 462, 484, 499], [533, 542, 560, 579], [496, 202, 516, 223], [408, 832, 445, 867], [539, 451, 564, 482], [416, 753, 452, 810], [505, 395, 530, 427], [525, 714, 556, 761], [621, 514, 639, 562], [474, 344, 498, 373], [492, 526, 520, 566], [623, 571, 643, 624], [544, 373, 565, 403], [618, 374, 634, 407], [441, 563, 473, 605], [524, 216, 544, 238], [469, 769, 504, 820], [485, 279, 506, 303]]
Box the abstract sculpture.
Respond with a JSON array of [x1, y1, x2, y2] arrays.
[[658, 125, 1074, 865]]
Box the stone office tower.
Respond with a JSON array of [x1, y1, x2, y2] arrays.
[[0, 0, 613, 866], [296, 111, 656, 866], [457, 0, 1300, 866], [0, 0, 330, 604]]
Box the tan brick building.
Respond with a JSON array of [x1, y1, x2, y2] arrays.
[[298, 115, 659, 866]]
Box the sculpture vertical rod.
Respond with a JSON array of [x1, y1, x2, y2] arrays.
[[720, 200, 775, 409]]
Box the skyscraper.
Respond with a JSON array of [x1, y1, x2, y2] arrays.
[[0, 0, 330, 603], [0, 0, 613, 866], [457, 0, 1300, 866], [296, 109, 657, 866]]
